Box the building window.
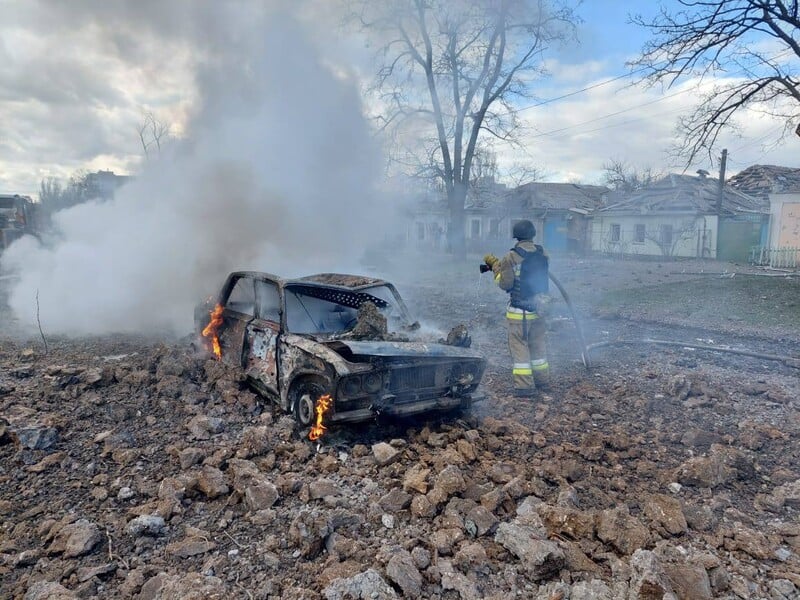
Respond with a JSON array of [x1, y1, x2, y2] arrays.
[[634, 224, 645, 243], [416, 222, 425, 241], [470, 219, 481, 239], [610, 223, 621, 242], [660, 224, 673, 247], [489, 219, 500, 239]]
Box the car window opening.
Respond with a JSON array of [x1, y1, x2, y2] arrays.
[[285, 284, 391, 334]]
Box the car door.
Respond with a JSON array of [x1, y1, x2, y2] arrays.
[[244, 279, 281, 396], [219, 275, 256, 367]]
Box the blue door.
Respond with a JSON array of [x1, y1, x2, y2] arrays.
[[544, 217, 568, 254]]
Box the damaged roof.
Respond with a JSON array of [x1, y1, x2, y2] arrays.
[[293, 273, 387, 289], [509, 182, 610, 212], [227, 272, 389, 290], [597, 173, 766, 216], [727, 164, 800, 200]]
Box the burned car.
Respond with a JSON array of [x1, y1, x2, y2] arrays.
[[195, 272, 486, 427]]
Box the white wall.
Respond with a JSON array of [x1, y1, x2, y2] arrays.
[[590, 214, 717, 258], [769, 193, 800, 248]]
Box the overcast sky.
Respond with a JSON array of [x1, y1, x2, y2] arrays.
[[2, 0, 799, 197]]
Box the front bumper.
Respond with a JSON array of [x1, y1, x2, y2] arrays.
[[330, 392, 484, 423]]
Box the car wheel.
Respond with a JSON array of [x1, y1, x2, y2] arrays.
[[291, 380, 325, 427]]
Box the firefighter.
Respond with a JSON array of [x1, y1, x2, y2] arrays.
[[484, 220, 550, 397]]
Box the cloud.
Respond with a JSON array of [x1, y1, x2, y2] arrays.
[[498, 70, 800, 184]]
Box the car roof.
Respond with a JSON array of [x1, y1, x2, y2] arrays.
[[228, 271, 391, 291]]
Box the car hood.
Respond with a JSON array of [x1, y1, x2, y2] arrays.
[[323, 339, 482, 360]]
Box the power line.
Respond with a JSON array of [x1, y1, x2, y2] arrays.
[[527, 87, 693, 139], [513, 67, 648, 113], [728, 124, 786, 154], [518, 48, 798, 141]]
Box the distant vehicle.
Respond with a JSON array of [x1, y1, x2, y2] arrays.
[[0, 195, 38, 254], [195, 272, 486, 426]]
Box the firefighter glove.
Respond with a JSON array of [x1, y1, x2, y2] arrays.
[[483, 254, 499, 268]]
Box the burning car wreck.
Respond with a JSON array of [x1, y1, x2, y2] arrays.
[[195, 272, 486, 430]]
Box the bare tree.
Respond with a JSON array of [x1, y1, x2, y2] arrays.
[[138, 111, 171, 159], [355, 0, 578, 256], [503, 161, 548, 187], [38, 177, 63, 209], [602, 159, 659, 192], [38, 171, 103, 215], [644, 219, 700, 257], [631, 1, 800, 164]]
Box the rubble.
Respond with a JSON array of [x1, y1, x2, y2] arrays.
[[1, 261, 799, 599]]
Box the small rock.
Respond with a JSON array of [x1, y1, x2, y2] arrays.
[[127, 515, 166, 537], [667, 482, 682, 494], [629, 550, 675, 599], [402, 464, 430, 494], [379, 488, 412, 513], [14, 549, 42, 567], [76, 563, 116, 583], [494, 522, 565, 581], [178, 447, 206, 469], [569, 579, 614, 600], [596, 505, 650, 555], [411, 546, 430, 570], [196, 465, 229, 499], [434, 465, 466, 497], [244, 481, 279, 511], [323, 568, 399, 600], [386, 550, 423, 598], [381, 514, 395, 529], [117, 486, 134, 500], [664, 563, 712, 599], [23, 581, 76, 600], [644, 493, 688, 536], [166, 536, 217, 558], [769, 579, 798, 599], [15, 425, 59, 451], [309, 479, 342, 500], [49, 519, 102, 558], [775, 547, 793, 562], [372, 442, 400, 466], [464, 505, 498, 537]]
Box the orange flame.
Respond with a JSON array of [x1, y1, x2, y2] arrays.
[[202, 303, 224, 359], [308, 394, 332, 441]]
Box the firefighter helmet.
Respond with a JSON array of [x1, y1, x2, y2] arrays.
[[512, 219, 536, 240]]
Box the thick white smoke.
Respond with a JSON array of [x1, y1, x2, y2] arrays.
[[2, 3, 386, 335]]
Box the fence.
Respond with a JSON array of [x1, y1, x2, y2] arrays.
[[749, 246, 800, 269]]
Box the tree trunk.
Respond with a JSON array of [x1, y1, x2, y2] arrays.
[[447, 183, 468, 258]]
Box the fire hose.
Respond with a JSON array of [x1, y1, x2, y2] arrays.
[[480, 261, 798, 371], [548, 272, 590, 370], [480, 261, 591, 369], [585, 338, 800, 369]]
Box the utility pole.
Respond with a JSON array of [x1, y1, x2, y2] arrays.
[[716, 148, 728, 215]]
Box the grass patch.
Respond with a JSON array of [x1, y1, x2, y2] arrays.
[[597, 276, 800, 331]]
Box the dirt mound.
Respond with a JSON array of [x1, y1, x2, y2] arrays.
[[1, 333, 799, 599]]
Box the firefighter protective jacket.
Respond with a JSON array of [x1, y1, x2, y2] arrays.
[[492, 240, 539, 292]]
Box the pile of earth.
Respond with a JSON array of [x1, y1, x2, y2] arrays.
[[1, 337, 799, 600]]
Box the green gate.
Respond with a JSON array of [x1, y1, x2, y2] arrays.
[[717, 217, 762, 262]]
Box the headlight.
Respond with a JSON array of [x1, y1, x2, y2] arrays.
[[363, 373, 382, 393], [342, 376, 361, 396], [457, 372, 474, 385], [455, 362, 477, 386]]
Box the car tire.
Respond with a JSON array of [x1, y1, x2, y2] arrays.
[[291, 380, 325, 427]]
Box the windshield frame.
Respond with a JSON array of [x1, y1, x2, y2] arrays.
[[282, 282, 412, 335]]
